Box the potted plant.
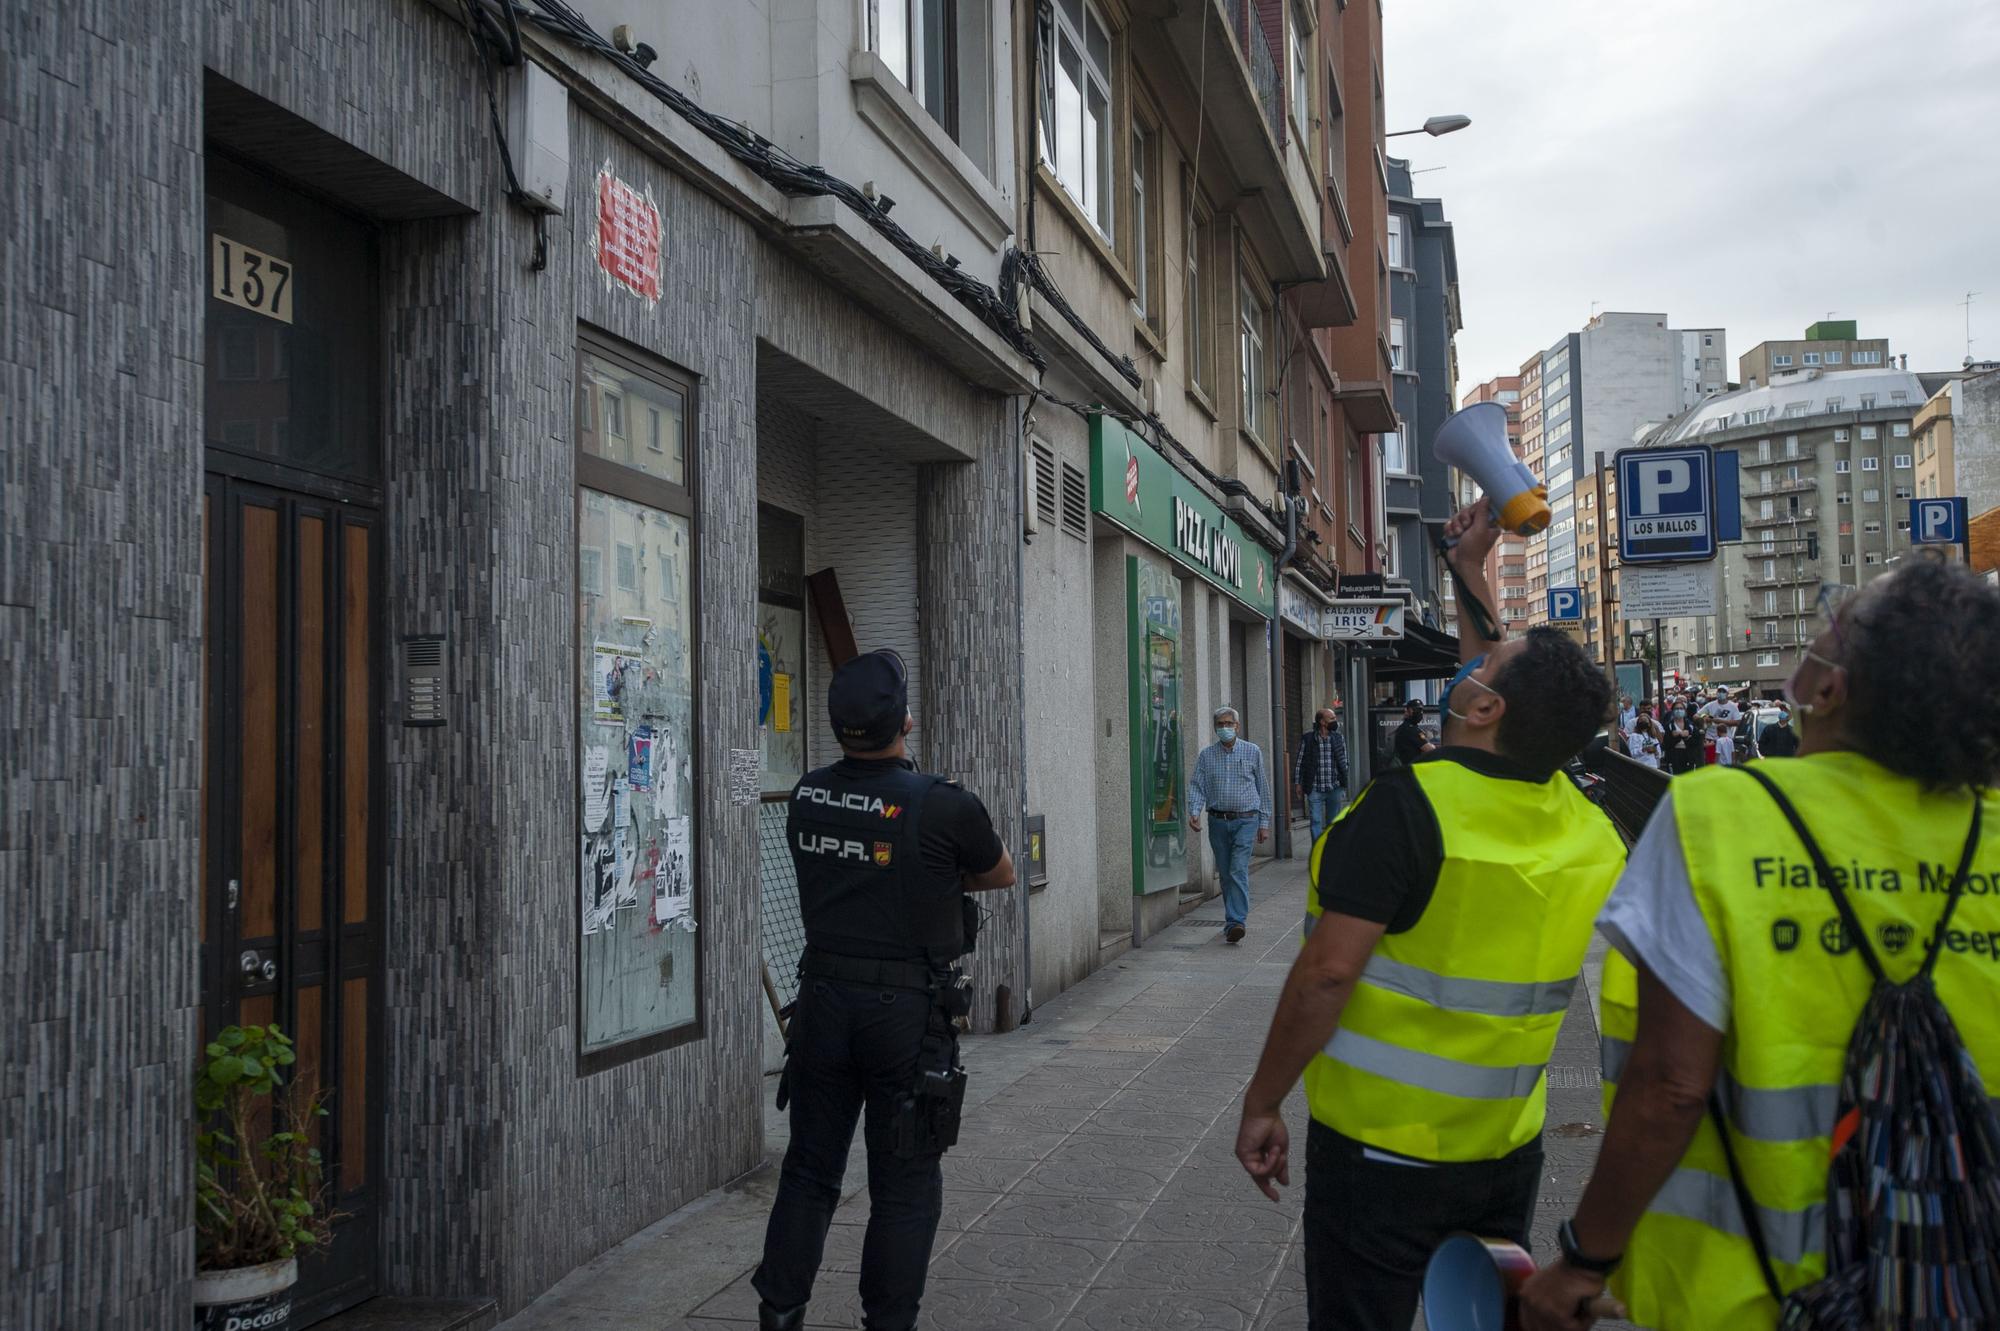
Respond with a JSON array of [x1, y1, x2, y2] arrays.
[[193, 1024, 333, 1331]]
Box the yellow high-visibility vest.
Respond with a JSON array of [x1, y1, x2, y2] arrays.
[[1603, 753, 2000, 1330], [1304, 759, 1626, 1162]]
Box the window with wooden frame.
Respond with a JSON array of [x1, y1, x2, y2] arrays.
[[573, 328, 702, 1068], [1129, 111, 1163, 331], [1239, 268, 1273, 443]]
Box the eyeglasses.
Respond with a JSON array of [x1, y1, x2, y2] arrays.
[[1814, 584, 1852, 652]]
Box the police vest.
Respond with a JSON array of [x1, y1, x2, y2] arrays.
[[1303, 759, 1627, 1162], [1602, 754, 2000, 1330], [789, 760, 963, 964]]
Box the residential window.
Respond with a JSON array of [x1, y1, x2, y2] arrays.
[[1863, 488, 1880, 503], [1897, 519, 1912, 533], [1864, 552, 1882, 565], [1835, 459, 1850, 473], [1825, 399, 1844, 415], [1785, 435, 1800, 457], [1760, 498, 1774, 519], [1803, 352, 1821, 365], [1389, 316, 1408, 370], [1387, 213, 1409, 268], [574, 331, 701, 1062], [1892, 424, 1910, 439], [1130, 127, 1154, 324], [1382, 429, 1408, 474], [1345, 435, 1362, 535], [1757, 438, 1771, 462], [1730, 655, 1741, 668], [1861, 456, 1879, 471], [1894, 486, 1912, 500], [1239, 275, 1271, 441], [1288, 2, 1312, 139], [1784, 401, 1808, 418], [1860, 395, 1877, 411], [1762, 559, 1776, 579], [1825, 350, 1843, 364], [1853, 349, 1881, 365], [1842, 552, 1855, 567], [1042, 0, 1113, 236], [1757, 651, 1779, 667], [875, 0, 959, 136], [1890, 391, 1908, 403], [1774, 354, 1793, 367], [1763, 591, 1777, 613], [1837, 491, 1851, 505], [1833, 427, 1849, 442], [1864, 520, 1882, 534], [1764, 622, 1779, 643], [1185, 206, 1212, 393]]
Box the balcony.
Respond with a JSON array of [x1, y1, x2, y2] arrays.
[[1743, 443, 1819, 466], [1744, 571, 1822, 592], [1744, 506, 1815, 527], [1139, 0, 1322, 282]]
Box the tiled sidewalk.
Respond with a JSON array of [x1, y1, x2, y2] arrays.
[[500, 857, 1627, 1330]]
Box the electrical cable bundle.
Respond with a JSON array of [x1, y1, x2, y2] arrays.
[[465, 0, 1043, 368]]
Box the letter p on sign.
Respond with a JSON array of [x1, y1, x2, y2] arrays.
[[1910, 497, 1966, 545], [1639, 459, 1691, 514]]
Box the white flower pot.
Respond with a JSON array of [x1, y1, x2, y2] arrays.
[[193, 1257, 296, 1331]]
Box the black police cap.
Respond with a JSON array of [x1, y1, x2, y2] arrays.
[[828, 649, 908, 751]]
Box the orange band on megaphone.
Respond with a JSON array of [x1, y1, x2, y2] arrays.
[[1499, 486, 1551, 537]]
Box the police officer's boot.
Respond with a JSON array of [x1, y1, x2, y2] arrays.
[[757, 1302, 806, 1331]]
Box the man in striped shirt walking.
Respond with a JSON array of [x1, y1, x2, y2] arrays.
[[1187, 705, 1272, 943]]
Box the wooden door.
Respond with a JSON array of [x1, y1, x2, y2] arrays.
[[202, 475, 381, 1322]]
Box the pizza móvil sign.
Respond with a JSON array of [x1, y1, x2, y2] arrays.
[[1089, 415, 1275, 618]]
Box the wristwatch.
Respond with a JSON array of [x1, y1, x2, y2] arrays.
[[1558, 1218, 1621, 1276]]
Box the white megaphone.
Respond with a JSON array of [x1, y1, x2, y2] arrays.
[[1433, 402, 1550, 536]]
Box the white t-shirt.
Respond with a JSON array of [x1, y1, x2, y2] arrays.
[[1596, 793, 1731, 1032]]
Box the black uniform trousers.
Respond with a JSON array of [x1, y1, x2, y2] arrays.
[[752, 976, 944, 1331], [1302, 1119, 1542, 1331]]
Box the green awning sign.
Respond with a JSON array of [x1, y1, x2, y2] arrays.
[[1088, 415, 1276, 618]]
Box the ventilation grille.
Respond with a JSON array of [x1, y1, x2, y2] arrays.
[[402, 635, 446, 727], [1032, 439, 1057, 525], [1059, 461, 1089, 538]]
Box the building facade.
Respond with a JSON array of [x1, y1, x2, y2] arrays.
[[1384, 156, 1461, 631], [8, 0, 1040, 1324], [1456, 377, 1526, 636], [1738, 319, 1893, 388], [1913, 365, 2000, 511], [1649, 366, 1933, 690]]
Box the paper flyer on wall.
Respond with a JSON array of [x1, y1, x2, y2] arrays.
[[593, 641, 642, 726], [655, 815, 694, 930], [627, 725, 653, 792], [581, 745, 612, 833]]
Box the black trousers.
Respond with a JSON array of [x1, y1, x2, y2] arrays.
[[752, 977, 945, 1331], [1303, 1119, 1542, 1331]]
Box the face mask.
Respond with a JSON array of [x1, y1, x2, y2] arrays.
[[1673, 710, 1685, 720], [1216, 726, 1236, 743], [1442, 655, 1497, 722]]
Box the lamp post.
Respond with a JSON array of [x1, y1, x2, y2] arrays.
[[1386, 114, 1472, 139]]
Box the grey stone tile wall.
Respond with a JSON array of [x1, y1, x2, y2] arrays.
[[1, 2, 205, 1326]]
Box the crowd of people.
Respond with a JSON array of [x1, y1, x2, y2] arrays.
[[1611, 683, 1797, 773]]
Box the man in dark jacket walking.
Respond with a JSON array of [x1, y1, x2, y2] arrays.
[[1294, 707, 1351, 850]]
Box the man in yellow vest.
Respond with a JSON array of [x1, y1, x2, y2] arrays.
[[1234, 499, 1628, 1331], [1520, 557, 2000, 1330]]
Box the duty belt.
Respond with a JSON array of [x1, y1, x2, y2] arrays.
[[800, 947, 943, 993]]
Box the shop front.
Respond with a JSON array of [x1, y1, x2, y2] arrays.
[[1088, 417, 1276, 943]]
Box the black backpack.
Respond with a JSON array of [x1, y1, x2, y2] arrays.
[[1709, 767, 2000, 1328]]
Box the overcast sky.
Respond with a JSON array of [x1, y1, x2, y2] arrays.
[[1383, 0, 2000, 393]]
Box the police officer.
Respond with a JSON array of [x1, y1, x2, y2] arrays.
[[752, 649, 1015, 1331]]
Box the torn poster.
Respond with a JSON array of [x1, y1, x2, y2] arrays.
[[628, 725, 654, 792], [613, 824, 639, 908], [728, 747, 760, 806], [592, 641, 641, 726], [655, 815, 694, 930], [581, 745, 612, 833], [582, 833, 618, 935]]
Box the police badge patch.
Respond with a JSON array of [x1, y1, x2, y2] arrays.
[[872, 841, 893, 866]]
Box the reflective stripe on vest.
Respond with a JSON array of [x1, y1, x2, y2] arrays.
[[1303, 759, 1627, 1162], [1600, 757, 2000, 1330]]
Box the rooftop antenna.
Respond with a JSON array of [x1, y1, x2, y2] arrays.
[[1590, 299, 1601, 319], [1963, 291, 1980, 367]]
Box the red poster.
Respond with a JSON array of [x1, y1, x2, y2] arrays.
[[594, 165, 662, 303]]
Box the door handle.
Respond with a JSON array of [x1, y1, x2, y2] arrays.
[[239, 950, 277, 986]]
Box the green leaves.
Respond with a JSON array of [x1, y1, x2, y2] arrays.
[[194, 1023, 336, 1270]]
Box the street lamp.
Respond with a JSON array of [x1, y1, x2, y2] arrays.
[[1386, 114, 1472, 139]]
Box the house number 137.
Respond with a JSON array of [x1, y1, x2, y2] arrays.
[[210, 234, 294, 324]]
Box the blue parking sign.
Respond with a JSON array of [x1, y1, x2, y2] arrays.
[[1910, 497, 1967, 545], [1547, 587, 1584, 622], [1616, 446, 1716, 563]]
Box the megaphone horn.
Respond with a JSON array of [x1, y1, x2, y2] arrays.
[[1433, 402, 1551, 537]]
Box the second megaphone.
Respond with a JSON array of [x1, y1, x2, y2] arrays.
[[1433, 402, 1550, 536]]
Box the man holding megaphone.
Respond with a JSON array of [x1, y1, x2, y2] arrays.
[[1233, 485, 1624, 1331]]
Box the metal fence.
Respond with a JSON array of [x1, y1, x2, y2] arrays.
[[1247, 10, 1282, 143], [758, 800, 807, 1008], [1579, 745, 1672, 845]]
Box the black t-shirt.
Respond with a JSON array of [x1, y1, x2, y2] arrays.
[[1393, 718, 1429, 768], [1759, 724, 1799, 757], [835, 758, 1005, 882], [1311, 747, 1546, 933]]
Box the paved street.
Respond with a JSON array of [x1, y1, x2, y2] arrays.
[[499, 856, 1627, 1331]]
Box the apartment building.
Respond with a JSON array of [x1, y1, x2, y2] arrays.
[[10, 0, 1056, 1323], [1739, 319, 1893, 388], [1913, 364, 2000, 510], [1383, 156, 1462, 628], [1651, 365, 1939, 689]]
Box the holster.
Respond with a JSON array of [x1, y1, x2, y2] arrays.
[[891, 970, 970, 1158], [773, 998, 799, 1112]]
